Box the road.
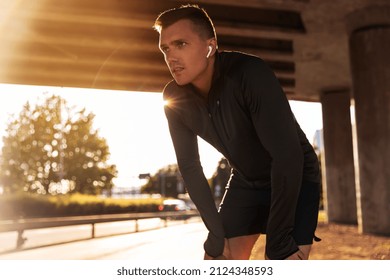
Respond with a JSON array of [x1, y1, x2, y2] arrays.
[[0, 217, 207, 260]]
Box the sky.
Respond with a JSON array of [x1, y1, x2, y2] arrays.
[[0, 83, 323, 189]]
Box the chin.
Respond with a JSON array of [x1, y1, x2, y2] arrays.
[[174, 78, 190, 86]]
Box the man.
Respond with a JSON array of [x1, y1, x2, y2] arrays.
[[154, 5, 321, 260]]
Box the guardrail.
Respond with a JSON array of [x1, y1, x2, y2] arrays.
[[0, 210, 199, 250]]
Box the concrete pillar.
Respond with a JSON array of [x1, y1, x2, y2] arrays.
[[321, 89, 357, 224], [346, 6, 390, 235]]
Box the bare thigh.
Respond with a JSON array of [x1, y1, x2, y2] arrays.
[[227, 234, 260, 260], [228, 234, 313, 260]]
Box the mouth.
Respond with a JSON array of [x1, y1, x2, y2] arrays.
[[171, 66, 184, 75]]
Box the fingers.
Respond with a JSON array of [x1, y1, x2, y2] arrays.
[[285, 250, 304, 260], [297, 250, 305, 260], [297, 245, 311, 259], [204, 239, 231, 260], [214, 254, 228, 260]]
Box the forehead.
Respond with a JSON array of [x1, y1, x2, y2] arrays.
[[159, 19, 203, 44]]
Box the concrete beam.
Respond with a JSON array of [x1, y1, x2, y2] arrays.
[[321, 89, 357, 224], [347, 5, 390, 236]]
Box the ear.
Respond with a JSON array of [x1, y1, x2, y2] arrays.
[[207, 38, 217, 57]]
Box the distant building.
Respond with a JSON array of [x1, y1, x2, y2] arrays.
[[313, 129, 324, 156]]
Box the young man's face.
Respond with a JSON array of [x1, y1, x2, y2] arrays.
[[159, 19, 213, 86]]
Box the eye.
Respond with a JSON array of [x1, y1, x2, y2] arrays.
[[177, 42, 187, 49], [160, 46, 169, 54]]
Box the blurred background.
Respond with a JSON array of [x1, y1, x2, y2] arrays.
[[0, 0, 389, 260]]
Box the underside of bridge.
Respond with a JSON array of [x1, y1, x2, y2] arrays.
[[1, 0, 390, 237], [0, 0, 384, 101]]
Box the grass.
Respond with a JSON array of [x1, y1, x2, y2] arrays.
[[0, 192, 164, 220]]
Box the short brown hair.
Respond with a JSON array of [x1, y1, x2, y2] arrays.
[[154, 4, 216, 40]]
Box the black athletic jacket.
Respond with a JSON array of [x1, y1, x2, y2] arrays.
[[163, 51, 320, 259]]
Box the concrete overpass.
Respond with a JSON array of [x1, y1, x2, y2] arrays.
[[0, 0, 389, 236]]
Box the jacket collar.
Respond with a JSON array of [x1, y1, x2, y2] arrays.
[[211, 50, 222, 85]]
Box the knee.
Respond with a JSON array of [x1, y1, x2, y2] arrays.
[[298, 245, 312, 260]]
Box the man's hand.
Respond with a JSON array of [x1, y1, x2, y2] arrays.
[[285, 250, 305, 260], [204, 253, 227, 260], [204, 239, 231, 260], [264, 249, 306, 260]]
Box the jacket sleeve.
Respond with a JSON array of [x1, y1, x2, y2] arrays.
[[242, 59, 303, 259], [163, 91, 225, 258]]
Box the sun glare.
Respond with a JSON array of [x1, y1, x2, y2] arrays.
[[0, 84, 222, 190], [0, 84, 322, 191]]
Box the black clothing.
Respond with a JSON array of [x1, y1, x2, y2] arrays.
[[163, 51, 320, 259], [220, 177, 320, 246]]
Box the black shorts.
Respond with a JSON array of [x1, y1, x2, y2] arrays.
[[219, 173, 320, 245]]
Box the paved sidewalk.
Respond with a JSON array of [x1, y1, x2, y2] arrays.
[[0, 220, 208, 260]]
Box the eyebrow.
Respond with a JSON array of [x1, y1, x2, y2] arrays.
[[160, 39, 187, 49]]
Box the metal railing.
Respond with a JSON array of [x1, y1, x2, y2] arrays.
[[0, 210, 199, 250]]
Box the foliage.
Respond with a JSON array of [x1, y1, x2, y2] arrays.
[[210, 158, 231, 200], [0, 192, 163, 220], [140, 164, 185, 198], [142, 159, 232, 200], [0, 94, 117, 195]]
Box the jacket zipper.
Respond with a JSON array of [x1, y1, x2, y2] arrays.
[[207, 100, 233, 159], [216, 100, 230, 140]]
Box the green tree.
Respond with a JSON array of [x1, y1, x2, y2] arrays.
[[0, 94, 117, 195], [210, 158, 231, 201], [141, 164, 184, 198]]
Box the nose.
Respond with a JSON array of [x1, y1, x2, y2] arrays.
[[165, 50, 178, 64]]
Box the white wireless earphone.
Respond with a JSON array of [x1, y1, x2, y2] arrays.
[[206, 46, 212, 58]]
